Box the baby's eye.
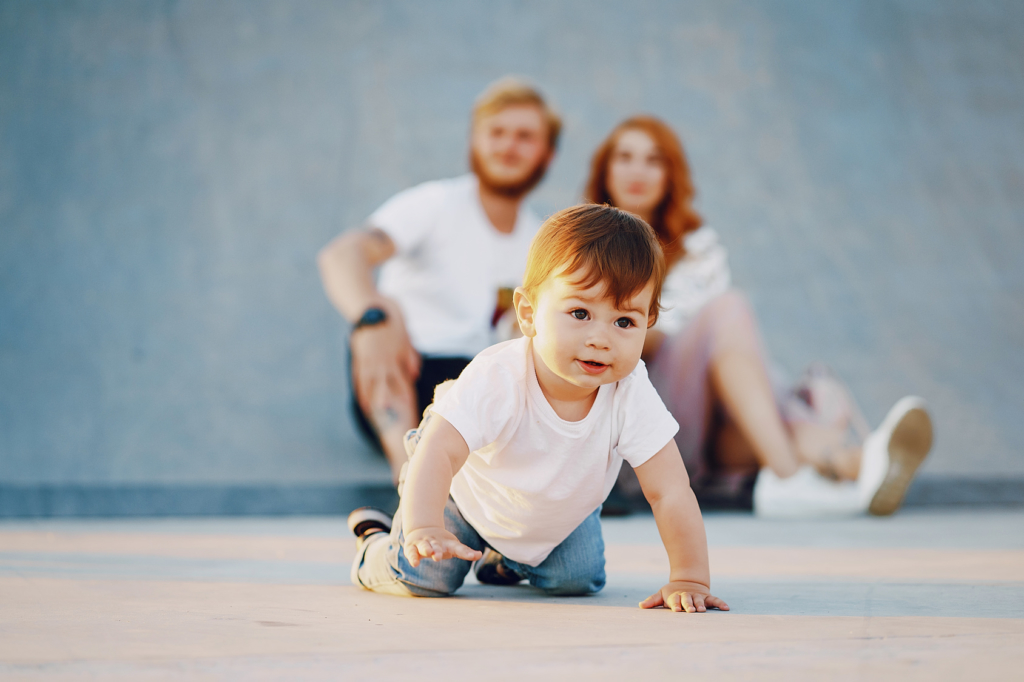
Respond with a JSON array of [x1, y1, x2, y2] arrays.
[[614, 317, 636, 329], [571, 309, 589, 320]]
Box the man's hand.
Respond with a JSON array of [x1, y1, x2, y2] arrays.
[[403, 527, 482, 567], [640, 581, 729, 613], [350, 310, 421, 430], [319, 227, 421, 429]]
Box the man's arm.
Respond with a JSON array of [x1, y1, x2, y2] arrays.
[[317, 226, 418, 377], [634, 440, 730, 613], [400, 414, 482, 567], [317, 226, 397, 322], [317, 227, 422, 481]]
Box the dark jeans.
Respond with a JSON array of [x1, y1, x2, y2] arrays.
[[350, 353, 472, 452]]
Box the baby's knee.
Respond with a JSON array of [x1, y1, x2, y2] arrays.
[[354, 577, 451, 599], [542, 557, 606, 596], [393, 557, 468, 598], [352, 537, 463, 598], [543, 570, 606, 596], [395, 580, 459, 598]]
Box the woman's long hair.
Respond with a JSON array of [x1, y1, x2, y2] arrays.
[[584, 116, 702, 266]]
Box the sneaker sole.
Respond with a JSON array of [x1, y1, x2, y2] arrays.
[[868, 407, 933, 516], [347, 507, 393, 537]]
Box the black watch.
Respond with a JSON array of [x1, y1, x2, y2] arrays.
[[353, 306, 388, 331]]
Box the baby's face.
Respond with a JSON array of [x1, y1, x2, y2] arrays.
[[523, 272, 654, 399]]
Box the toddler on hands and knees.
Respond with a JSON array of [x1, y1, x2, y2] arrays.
[[348, 204, 728, 613]]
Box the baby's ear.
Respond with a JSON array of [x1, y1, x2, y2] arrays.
[[513, 287, 537, 337]]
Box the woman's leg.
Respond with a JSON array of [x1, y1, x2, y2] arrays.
[[709, 362, 799, 478], [713, 416, 760, 476], [664, 291, 801, 479], [787, 427, 861, 480]]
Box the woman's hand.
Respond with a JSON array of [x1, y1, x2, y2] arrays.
[[640, 581, 730, 613], [403, 527, 482, 567]]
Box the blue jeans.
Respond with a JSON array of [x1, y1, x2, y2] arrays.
[[352, 497, 606, 598]]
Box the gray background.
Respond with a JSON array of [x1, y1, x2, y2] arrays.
[[1, 0, 1022, 509]]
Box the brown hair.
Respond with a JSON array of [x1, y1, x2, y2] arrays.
[[472, 76, 562, 150], [522, 205, 666, 325], [584, 116, 702, 265]]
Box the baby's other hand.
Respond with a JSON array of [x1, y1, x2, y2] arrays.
[[640, 581, 730, 613], [403, 527, 482, 568]]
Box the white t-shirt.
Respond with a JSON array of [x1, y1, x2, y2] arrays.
[[369, 174, 543, 357], [655, 226, 732, 336], [431, 337, 679, 566]]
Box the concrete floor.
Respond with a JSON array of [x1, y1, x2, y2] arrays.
[[1, 509, 1022, 680]]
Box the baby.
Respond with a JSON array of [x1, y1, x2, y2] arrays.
[[348, 204, 728, 613]]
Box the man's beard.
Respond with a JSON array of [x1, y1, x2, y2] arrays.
[[470, 148, 550, 199]]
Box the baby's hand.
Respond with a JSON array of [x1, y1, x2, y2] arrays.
[[403, 527, 482, 568], [640, 581, 730, 613]]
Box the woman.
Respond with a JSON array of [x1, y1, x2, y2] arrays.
[[586, 116, 933, 517]]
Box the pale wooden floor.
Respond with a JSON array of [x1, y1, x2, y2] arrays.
[[1, 510, 1022, 680]]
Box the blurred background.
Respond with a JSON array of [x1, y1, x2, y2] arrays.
[[1, 0, 1022, 516]]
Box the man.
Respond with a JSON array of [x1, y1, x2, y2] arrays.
[[317, 77, 561, 482]]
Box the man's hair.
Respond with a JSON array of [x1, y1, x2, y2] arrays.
[[522, 205, 666, 325], [472, 76, 562, 150]]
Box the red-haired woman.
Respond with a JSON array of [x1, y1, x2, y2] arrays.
[[586, 116, 933, 517]]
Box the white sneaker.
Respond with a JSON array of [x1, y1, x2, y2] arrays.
[[753, 466, 864, 518], [858, 396, 933, 516]]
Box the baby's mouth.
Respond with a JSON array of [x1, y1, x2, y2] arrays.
[[578, 359, 609, 374]]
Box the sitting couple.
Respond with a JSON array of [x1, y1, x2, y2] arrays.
[[317, 76, 933, 519]]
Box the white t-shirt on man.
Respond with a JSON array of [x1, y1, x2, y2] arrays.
[[431, 337, 679, 566], [369, 174, 543, 358]]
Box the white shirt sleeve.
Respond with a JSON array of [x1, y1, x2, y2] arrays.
[[430, 354, 521, 453], [614, 361, 680, 468], [367, 181, 446, 255], [656, 226, 732, 336]]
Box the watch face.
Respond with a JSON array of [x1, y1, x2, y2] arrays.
[[359, 307, 387, 328]]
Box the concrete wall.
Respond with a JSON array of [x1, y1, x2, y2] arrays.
[[2, 0, 1022, 509]]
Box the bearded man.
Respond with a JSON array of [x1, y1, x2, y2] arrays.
[[318, 77, 561, 482]]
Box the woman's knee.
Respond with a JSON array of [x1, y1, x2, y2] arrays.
[[706, 289, 754, 322], [701, 289, 761, 352]]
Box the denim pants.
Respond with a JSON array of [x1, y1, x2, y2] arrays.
[[351, 497, 606, 598]]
